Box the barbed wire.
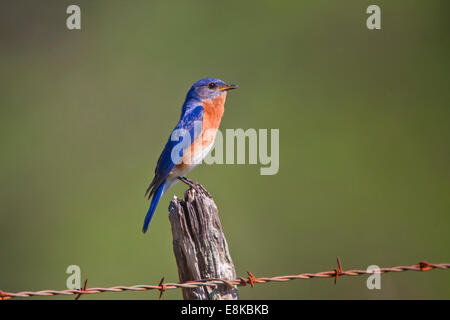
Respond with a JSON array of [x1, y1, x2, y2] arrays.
[[1, 259, 449, 300]]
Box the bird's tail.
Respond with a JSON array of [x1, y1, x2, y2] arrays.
[[142, 181, 165, 233]]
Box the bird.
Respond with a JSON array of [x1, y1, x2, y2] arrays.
[[142, 78, 237, 233]]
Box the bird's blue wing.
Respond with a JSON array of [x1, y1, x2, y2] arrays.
[[142, 105, 204, 232], [145, 105, 204, 199]]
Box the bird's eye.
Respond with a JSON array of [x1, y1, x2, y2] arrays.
[[208, 82, 216, 89]]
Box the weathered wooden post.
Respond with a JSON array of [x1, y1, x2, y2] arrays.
[[168, 188, 238, 300]]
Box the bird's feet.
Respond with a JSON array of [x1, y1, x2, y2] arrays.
[[177, 176, 212, 198]]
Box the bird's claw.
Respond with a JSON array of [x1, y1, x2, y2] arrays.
[[177, 177, 212, 198]]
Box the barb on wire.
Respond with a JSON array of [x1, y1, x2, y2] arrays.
[[158, 277, 166, 300], [1, 260, 449, 300], [74, 279, 88, 300], [334, 256, 343, 284]]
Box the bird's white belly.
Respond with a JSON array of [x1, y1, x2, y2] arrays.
[[169, 140, 214, 178]]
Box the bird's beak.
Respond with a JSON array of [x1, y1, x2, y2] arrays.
[[218, 83, 238, 91]]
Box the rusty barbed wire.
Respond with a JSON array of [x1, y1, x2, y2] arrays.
[[1, 259, 449, 300]]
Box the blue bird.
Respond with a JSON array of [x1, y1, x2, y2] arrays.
[[143, 78, 237, 233]]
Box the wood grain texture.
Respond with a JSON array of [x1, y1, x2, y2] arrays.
[[168, 188, 238, 300]]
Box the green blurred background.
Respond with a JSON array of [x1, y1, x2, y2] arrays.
[[0, 0, 449, 299]]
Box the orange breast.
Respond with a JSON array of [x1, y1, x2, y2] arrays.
[[202, 93, 226, 132], [172, 93, 226, 169]]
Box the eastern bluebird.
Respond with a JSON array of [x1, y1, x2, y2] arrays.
[[142, 78, 237, 233]]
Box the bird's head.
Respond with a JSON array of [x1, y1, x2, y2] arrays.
[[187, 78, 237, 102]]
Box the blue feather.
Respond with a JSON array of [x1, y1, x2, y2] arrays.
[[142, 106, 205, 233], [142, 181, 165, 233]]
